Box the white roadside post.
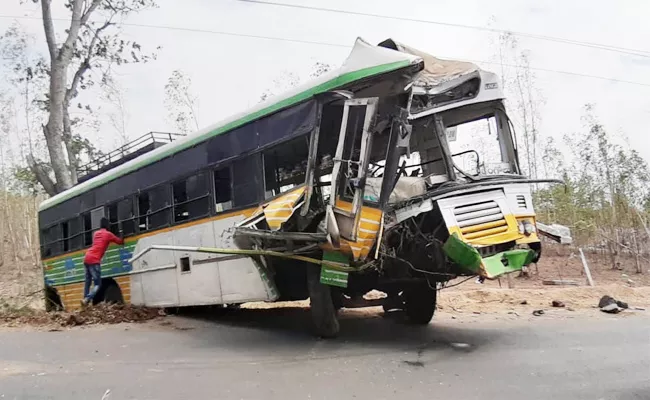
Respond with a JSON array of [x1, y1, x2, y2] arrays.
[[579, 248, 595, 287]]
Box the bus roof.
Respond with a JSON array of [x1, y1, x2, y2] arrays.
[[39, 37, 422, 212], [378, 39, 505, 119]]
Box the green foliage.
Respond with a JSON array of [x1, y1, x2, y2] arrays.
[[10, 166, 43, 195], [534, 105, 650, 244], [164, 70, 199, 134]]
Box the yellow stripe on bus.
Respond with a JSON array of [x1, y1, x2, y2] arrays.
[[42, 206, 260, 263]]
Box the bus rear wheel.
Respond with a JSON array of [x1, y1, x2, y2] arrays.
[[45, 286, 63, 312], [307, 265, 340, 338], [101, 282, 124, 304], [404, 284, 437, 325]]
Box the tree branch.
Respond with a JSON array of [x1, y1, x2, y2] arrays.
[[80, 0, 103, 26], [26, 153, 57, 197], [61, 110, 79, 184], [66, 19, 113, 103], [40, 0, 58, 61], [60, 0, 101, 62]]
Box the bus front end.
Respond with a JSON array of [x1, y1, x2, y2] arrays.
[[377, 39, 555, 283]]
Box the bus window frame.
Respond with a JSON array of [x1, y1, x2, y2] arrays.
[[172, 171, 211, 225], [137, 184, 173, 232], [212, 165, 234, 214]]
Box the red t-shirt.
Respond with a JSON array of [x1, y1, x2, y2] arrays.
[[84, 228, 124, 265]]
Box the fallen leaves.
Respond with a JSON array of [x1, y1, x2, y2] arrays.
[[0, 303, 163, 329]]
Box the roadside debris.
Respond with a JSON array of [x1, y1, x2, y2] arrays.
[[616, 300, 629, 309], [542, 280, 579, 286], [536, 223, 572, 244], [520, 300, 528, 305], [598, 295, 632, 314], [600, 303, 622, 314], [598, 295, 616, 308], [0, 303, 163, 328], [532, 310, 545, 316], [551, 300, 566, 308]]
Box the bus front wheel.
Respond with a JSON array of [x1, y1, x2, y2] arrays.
[[307, 265, 340, 338], [404, 284, 437, 325]]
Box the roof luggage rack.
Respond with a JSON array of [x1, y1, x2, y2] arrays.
[[76, 131, 184, 184]]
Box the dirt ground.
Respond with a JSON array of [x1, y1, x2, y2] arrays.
[[476, 245, 650, 289], [1, 247, 648, 330]]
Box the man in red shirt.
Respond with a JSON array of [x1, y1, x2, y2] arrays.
[[82, 217, 124, 306]]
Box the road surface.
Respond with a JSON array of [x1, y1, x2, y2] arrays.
[[1, 307, 649, 399]]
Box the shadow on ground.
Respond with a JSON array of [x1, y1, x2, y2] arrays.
[[167, 305, 504, 359]]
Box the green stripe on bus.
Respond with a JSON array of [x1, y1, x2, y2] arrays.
[[44, 242, 138, 286]]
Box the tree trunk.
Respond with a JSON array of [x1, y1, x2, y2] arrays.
[[27, 155, 57, 196], [62, 103, 79, 184], [633, 231, 642, 274], [39, 0, 91, 193], [43, 64, 74, 191]]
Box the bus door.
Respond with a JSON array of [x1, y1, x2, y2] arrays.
[[328, 97, 382, 259]]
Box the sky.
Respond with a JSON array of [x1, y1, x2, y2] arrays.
[[1, 0, 649, 165]]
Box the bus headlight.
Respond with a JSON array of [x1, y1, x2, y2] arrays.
[[518, 219, 536, 236]]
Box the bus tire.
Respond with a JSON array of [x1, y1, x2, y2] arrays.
[[307, 264, 340, 338], [331, 288, 344, 311], [382, 291, 404, 313], [103, 283, 124, 304], [404, 284, 437, 325], [45, 286, 63, 312]]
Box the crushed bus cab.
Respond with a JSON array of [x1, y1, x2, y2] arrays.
[[39, 38, 565, 337]]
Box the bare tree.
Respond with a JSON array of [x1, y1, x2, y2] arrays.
[[102, 75, 130, 146], [12, 0, 159, 196], [492, 31, 544, 181], [164, 70, 200, 133]]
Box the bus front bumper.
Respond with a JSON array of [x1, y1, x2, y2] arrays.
[[443, 233, 536, 279]]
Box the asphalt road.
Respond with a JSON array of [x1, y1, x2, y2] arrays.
[[1, 307, 649, 400]]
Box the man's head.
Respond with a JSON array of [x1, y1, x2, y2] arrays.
[[100, 217, 110, 230]]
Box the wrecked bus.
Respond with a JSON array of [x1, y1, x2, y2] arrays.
[[39, 38, 560, 336]]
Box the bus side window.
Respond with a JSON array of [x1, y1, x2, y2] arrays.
[[172, 172, 210, 224], [233, 156, 262, 207], [82, 212, 92, 246], [137, 192, 150, 232], [138, 185, 171, 232], [41, 224, 62, 258], [61, 220, 69, 252], [118, 197, 136, 236], [138, 185, 172, 231], [262, 136, 309, 199], [107, 202, 119, 235], [90, 207, 105, 230], [213, 167, 233, 213], [67, 216, 83, 251]]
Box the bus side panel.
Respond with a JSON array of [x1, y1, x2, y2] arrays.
[[173, 219, 223, 306], [131, 233, 180, 307], [213, 215, 272, 304], [43, 242, 136, 310], [131, 212, 273, 307], [55, 282, 85, 310]]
